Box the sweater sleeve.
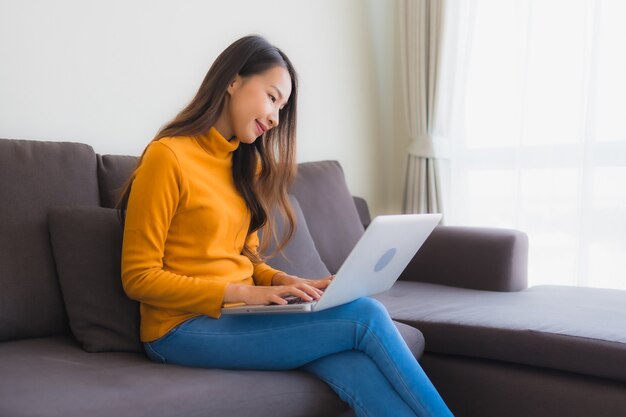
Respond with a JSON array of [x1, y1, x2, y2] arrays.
[[246, 230, 284, 286], [121, 141, 228, 318]]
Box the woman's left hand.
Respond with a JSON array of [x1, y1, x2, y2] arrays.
[[271, 272, 334, 299]]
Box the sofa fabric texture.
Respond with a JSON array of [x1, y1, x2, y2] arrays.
[[0, 336, 351, 417], [401, 225, 529, 292], [96, 153, 139, 208], [288, 160, 365, 274], [374, 281, 626, 383], [48, 205, 142, 353], [259, 194, 330, 279], [0, 139, 100, 342]]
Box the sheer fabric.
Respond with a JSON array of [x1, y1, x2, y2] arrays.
[[440, 0, 626, 289]]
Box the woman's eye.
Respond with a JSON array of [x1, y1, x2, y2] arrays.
[[269, 94, 276, 103]]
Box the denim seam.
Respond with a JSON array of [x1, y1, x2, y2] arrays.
[[167, 316, 429, 415], [144, 342, 167, 363], [354, 321, 429, 417], [175, 319, 358, 337]]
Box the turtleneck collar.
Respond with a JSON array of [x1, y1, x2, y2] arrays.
[[196, 126, 240, 158]]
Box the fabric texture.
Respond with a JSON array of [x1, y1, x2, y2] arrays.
[[121, 128, 284, 342], [400, 225, 528, 291], [398, 0, 447, 216], [96, 153, 138, 208], [421, 352, 626, 417], [403, 156, 443, 214], [374, 281, 626, 383], [0, 324, 424, 417], [48, 205, 142, 353], [352, 196, 372, 229], [289, 161, 365, 274], [0, 335, 351, 417], [0, 138, 100, 342], [259, 194, 330, 279]]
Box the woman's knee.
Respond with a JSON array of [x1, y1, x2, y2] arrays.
[[347, 297, 389, 319]]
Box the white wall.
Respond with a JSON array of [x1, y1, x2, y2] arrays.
[[0, 0, 401, 217]]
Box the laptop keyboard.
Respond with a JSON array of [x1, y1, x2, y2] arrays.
[[282, 295, 313, 305], [276, 288, 325, 305]]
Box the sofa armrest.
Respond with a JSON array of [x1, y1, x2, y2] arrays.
[[399, 226, 529, 292], [352, 196, 371, 229]]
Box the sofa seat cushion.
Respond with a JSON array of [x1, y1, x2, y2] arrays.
[[0, 336, 350, 417], [394, 320, 425, 359], [0, 326, 424, 417], [374, 281, 626, 383]]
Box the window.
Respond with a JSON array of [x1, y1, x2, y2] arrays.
[[441, 0, 626, 289]]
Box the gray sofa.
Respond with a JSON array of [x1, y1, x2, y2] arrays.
[[1, 137, 625, 417]]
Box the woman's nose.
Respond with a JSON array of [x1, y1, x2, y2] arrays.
[[268, 110, 279, 128]]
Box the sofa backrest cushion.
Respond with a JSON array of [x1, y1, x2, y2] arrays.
[[0, 139, 100, 342], [48, 206, 142, 353], [97, 154, 139, 208], [259, 195, 330, 279], [289, 161, 365, 274]]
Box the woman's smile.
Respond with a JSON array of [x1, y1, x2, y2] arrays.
[[255, 120, 267, 136]]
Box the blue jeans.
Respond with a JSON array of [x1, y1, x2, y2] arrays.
[[143, 297, 454, 417]]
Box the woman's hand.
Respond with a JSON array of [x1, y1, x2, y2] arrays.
[[223, 273, 334, 306], [272, 272, 334, 291]]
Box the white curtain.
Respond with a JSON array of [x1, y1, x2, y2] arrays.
[[440, 0, 626, 290], [398, 0, 449, 217]]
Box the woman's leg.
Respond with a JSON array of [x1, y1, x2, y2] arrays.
[[144, 297, 453, 417], [302, 350, 416, 417]]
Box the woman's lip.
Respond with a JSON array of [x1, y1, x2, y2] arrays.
[[256, 120, 266, 135]]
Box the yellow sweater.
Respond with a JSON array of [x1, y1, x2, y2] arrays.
[[121, 126, 284, 343]]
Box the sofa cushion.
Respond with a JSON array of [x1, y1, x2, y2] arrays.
[[289, 161, 365, 274], [394, 320, 425, 359], [0, 139, 100, 342], [259, 195, 330, 279], [374, 281, 626, 383], [48, 206, 142, 353], [0, 336, 351, 417], [400, 225, 528, 291], [0, 329, 424, 417], [97, 154, 138, 208]]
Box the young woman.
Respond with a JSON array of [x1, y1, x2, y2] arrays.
[[117, 35, 454, 417]]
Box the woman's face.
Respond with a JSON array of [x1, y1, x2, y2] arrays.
[[217, 65, 292, 144]]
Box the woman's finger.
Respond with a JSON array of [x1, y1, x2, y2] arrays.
[[269, 293, 288, 305], [290, 286, 314, 301], [306, 287, 323, 298]]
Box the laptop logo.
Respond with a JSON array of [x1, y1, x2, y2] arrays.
[[374, 248, 397, 272]]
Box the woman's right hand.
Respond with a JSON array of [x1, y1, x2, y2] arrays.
[[223, 283, 320, 306]]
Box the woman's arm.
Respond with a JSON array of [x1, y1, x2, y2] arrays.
[[121, 141, 228, 317]]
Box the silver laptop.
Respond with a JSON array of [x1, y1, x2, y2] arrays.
[[221, 213, 442, 315]]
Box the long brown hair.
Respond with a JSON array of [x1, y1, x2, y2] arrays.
[[115, 35, 298, 263]]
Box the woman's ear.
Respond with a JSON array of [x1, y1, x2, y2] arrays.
[[227, 74, 241, 95]]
